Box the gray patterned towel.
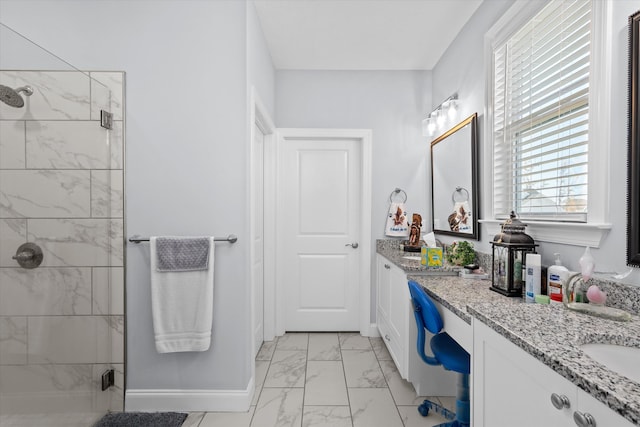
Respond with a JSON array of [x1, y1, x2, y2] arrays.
[[155, 237, 211, 272]]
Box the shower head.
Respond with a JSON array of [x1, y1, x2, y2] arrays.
[[0, 84, 33, 108]]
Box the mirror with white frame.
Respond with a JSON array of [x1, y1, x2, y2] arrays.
[[430, 113, 479, 240]]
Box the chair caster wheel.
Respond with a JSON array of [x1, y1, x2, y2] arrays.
[[418, 403, 430, 417]]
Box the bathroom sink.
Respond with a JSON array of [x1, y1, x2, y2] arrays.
[[580, 343, 640, 383]]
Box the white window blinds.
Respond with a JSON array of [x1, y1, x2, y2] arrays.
[[492, 0, 591, 222]]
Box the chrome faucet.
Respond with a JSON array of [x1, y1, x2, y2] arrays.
[[563, 272, 588, 305]]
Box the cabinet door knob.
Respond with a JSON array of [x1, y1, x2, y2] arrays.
[[573, 411, 596, 427], [384, 334, 391, 341], [384, 264, 391, 269], [550, 393, 571, 410]]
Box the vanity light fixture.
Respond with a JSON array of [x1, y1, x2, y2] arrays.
[[422, 93, 458, 137]]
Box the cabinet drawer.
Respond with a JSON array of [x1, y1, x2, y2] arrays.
[[377, 311, 405, 375], [435, 300, 472, 354], [577, 389, 635, 427]]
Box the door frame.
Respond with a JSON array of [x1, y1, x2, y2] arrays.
[[269, 128, 373, 336], [249, 87, 275, 356]]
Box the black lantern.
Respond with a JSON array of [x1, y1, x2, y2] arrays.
[[490, 211, 538, 297]]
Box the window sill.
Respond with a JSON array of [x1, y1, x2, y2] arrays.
[[478, 219, 612, 248]]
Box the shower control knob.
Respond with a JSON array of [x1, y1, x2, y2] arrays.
[[12, 242, 43, 269]]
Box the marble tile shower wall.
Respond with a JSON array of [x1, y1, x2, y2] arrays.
[[0, 70, 125, 415]]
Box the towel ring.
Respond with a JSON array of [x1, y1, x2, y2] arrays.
[[452, 187, 469, 204], [389, 188, 407, 204]]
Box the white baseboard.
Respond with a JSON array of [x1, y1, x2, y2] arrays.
[[125, 377, 254, 413], [363, 323, 380, 337]]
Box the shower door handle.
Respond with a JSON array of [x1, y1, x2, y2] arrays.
[[12, 242, 44, 269]]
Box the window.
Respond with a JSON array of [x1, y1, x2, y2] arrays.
[[491, 0, 591, 222]]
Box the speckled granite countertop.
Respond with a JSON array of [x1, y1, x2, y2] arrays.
[[378, 239, 518, 324], [377, 240, 640, 423], [468, 302, 640, 425], [376, 239, 459, 275]]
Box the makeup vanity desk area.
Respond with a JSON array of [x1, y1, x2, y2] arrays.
[[406, 274, 521, 352], [375, 239, 519, 355], [375, 240, 517, 398]]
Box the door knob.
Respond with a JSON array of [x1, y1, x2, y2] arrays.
[[345, 242, 359, 249]]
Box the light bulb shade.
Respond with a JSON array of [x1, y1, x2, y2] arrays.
[[436, 109, 446, 127], [428, 117, 436, 135], [421, 118, 430, 136], [447, 100, 457, 120]]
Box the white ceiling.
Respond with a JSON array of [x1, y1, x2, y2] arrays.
[[253, 0, 484, 71]]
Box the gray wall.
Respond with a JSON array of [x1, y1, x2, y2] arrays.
[[0, 0, 273, 392], [247, 1, 276, 119], [431, 0, 640, 283], [276, 70, 432, 237]]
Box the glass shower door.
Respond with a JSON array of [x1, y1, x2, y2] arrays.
[[0, 23, 124, 426]]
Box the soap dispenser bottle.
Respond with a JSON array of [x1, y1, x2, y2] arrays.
[[547, 253, 568, 305]]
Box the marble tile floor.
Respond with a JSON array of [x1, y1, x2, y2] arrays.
[[184, 332, 454, 427], [0, 413, 105, 427], [0, 332, 453, 427]]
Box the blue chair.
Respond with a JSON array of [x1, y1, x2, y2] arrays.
[[408, 280, 470, 427]]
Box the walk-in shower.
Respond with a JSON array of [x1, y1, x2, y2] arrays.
[[0, 22, 125, 427], [0, 84, 33, 108]]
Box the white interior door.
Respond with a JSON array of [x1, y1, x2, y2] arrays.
[[251, 123, 265, 357], [279, 136, 362, 331]]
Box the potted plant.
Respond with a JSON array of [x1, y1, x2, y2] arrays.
[[446, 241, 476, 266]]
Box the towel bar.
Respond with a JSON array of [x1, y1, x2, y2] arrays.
[[129, 235, 238, 244]]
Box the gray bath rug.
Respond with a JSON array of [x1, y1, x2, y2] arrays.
[[94, 411, 188, 427]]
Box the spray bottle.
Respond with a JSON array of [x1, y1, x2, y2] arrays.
[[547, 253, 568, 305], [525, 253, 541, 303]]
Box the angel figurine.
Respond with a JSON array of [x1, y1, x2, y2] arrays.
[[408, 213, 422, 247]]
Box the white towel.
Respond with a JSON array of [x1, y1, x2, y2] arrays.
[[385, 202, 410, 237], [150, 236, 214, 353], [449, 201, 472, 233]]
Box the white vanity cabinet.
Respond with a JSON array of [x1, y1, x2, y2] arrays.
[[473, 319, 635, 427], [376, 254, 457, 396], [376, 254, 411, 378]]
